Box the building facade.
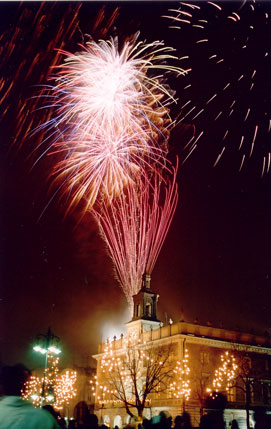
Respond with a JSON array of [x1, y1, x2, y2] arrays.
[[93, 282, 271, 428]]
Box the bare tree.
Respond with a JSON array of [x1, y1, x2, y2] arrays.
[[212, 347, 270, 429], [96, 341, 175, 419]]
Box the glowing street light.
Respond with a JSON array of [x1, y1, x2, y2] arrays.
[[33, 327, 61, 406], [33, 327, 61, 356]]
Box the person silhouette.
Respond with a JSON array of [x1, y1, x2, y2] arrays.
[[182, 412, 192, 429], [231, 419, 239, 429], [0, 363, 60, 428], [173, 415, 183, 429]]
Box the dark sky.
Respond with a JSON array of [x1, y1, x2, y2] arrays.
[[1, 1, 271, 370]]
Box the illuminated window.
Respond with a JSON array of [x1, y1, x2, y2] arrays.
[[102, 415, 110, 427], [136, 304, 141, 317], [114, 416, 122, 428]]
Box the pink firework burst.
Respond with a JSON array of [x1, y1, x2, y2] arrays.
[[39, 34, 185, 213]]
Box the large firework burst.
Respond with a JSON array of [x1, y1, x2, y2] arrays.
[[40, 35, 184, 212]]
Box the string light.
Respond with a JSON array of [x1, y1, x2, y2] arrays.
[[169, 348, 191, 400], [22, 353, 77, 410], [54, 370, 77, 410], [92, 336, 175, 415], [212, 351, 238, 393]]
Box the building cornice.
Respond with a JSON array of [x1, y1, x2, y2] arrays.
[[93, 333, 271, 360]]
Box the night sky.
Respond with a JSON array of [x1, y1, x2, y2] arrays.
[[1, 1, 271, 370]]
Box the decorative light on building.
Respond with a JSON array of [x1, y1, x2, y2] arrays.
[[54, 370, 77, 410], [212, 351, 238, 393], [170, 347, 191, 400], [92, 336, 173, 411]]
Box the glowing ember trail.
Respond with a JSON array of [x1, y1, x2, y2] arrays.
[[0, 3, 82, 151], [21, 24, 183, 306], [40, 35, 184, 212], [91, 161, 179, 309], [164, 1, 271, 173]]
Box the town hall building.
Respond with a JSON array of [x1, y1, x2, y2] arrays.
[[93, 276, 271, 428]]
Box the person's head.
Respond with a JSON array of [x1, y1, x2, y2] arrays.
[[42, 404, 59, 420], [174, 415, 183, 427], [0, 363, 31, 396], [159, 411, 172, 428], [182, 412, 190, 423], [85, 413, 99, 429], [231, 419, 239, 429]]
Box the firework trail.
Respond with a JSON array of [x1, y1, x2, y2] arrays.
[[91, 161, 178, 309], [0, 2, 121, 160], [164, 0, 271, 175], [0, 3, 81, 152], [4, 4, 183, 307], [39, 35, 184, 213], [40, 34, 184, 306]]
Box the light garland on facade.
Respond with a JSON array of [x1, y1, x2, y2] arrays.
[[169, 348, 191, 400], [211, 351, 238, 393], [93, 338, 145, 406], [92, 335, 175, 411]]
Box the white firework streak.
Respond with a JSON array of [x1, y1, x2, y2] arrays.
[[39, 34, 185, 212]]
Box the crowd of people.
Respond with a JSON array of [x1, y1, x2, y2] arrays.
[[1, 364, 271, 428]]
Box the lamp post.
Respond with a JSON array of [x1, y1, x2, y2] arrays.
[[33, 327, 61, 407]]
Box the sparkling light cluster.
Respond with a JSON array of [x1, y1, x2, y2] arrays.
[[22, 375, 42, 407], [92, 337, 145, 406], [91, 336, 174, 414], [32, 26, 183, 307], [22, 353, 77, 410], [43, 36, 184, 212], [54, 370, 77, 410], [170, 347, 191, 400], [211, 351, 238, 393]]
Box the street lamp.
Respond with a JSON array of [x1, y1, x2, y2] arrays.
[[33, 327, 61, 406]]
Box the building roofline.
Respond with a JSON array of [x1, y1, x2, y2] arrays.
[[94, 320, 271, 356]]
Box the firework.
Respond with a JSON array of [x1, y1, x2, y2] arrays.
[[40, 35, 184, 212], [92, 160, 178, 309], [0, 3, 81, 151], [7, 7, 183, 308], [165, 1, 271, 174]]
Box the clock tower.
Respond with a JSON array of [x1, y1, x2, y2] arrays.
[[126, 274, 161, 338]]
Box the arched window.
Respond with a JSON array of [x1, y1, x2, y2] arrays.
[[114, 415, 122, 428], [102, 415, 110, 427], [146, 303, 151, 317]]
